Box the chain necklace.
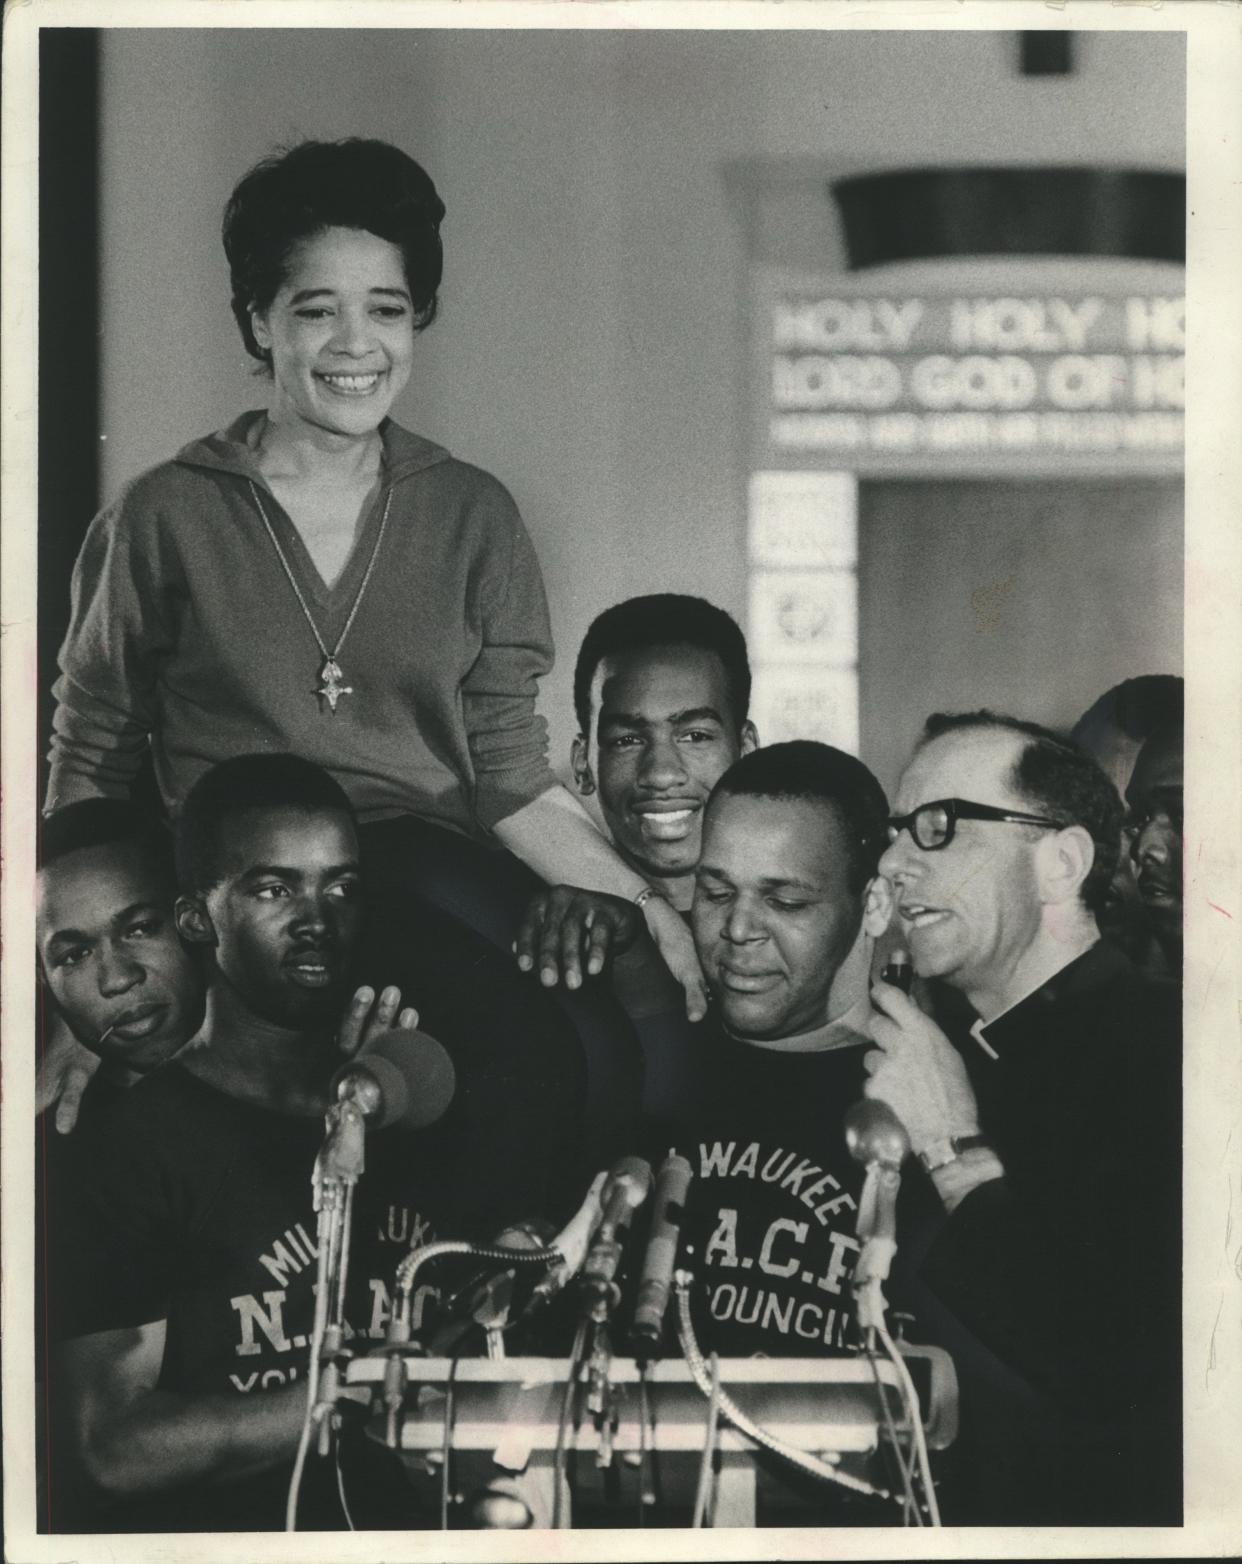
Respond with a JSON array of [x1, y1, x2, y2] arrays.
[[249, 480, 394, 713]]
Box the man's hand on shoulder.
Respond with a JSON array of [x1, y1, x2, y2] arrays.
[[336, 985, 420, 1060], [38, 1014, 101, 1135], [514, 885, 643, 991]]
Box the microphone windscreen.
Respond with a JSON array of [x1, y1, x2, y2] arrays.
[[843, 1098, 910, 1168], [609, 1156, 655, 1207], [594, 1157, 654, 1234], [343, 1027, 457, 1131]]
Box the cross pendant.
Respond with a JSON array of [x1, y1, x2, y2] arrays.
[[316, 657, 354, 714]]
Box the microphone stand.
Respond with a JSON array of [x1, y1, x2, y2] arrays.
[[310, 1097, 368, 1452], [574, 1158, 652, 1471], [286, 1095, 367, 1529], [842, 1100, 941, 1525], [580, 1259, 620, 1469], [585, 1322, 618, 1469], [852, 1162, 901, 1333]]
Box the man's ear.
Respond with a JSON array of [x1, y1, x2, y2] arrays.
[[175, 895, 217, 948], [570, 733, 595, 796], [739, 720, 759, 757], [1036, 825, 1095, 907], [862, 874, 894, 938]]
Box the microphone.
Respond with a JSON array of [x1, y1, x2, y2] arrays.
[[881, 948, 914, 995], [630, 1152, 693, 1358], [330, 1028, 456, 1132], [517, 1171, 609, 1322], [578, 1156, 653, 1321], [545, 1173, 609, 1287], [429, 1218, 558, 1356], [844, 1100, 910, 1299]]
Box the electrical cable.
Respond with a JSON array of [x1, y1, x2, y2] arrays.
[[691, 1353, 722, 1528], [874, 1314, 940, 1526], [552, 1320, 587, 1530], [285, 1198, 336, 1531], [863, 1332, 920, 1525], [860, 1312, 918, 1521], [637, 1364, 652, 1527], [674, 1278, 892, 1501], [334, 1435, 356, 1531], [333, 1181, 356, 1321], [285, 1400, 316, 1534], [394, 1238, 563, 1299], [438, 1356, 458, 1530]]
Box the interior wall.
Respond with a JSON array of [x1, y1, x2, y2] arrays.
[[97, 27, 1185, 770], [858, 478, 1184, 795]]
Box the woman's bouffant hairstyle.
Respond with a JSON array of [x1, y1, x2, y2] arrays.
[[222, 138, 445, 367]]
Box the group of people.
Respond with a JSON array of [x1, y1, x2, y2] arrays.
[[34, 136, 1184, 1533]]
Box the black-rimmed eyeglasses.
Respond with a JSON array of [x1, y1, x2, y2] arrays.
[[886, 798, 1067, 852]]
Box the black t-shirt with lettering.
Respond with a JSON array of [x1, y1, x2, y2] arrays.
[[655, 1021, 882, 1359], [49, 1061, 557, 1532]]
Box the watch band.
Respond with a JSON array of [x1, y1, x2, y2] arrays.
[[917, 1133, 991, 1172]]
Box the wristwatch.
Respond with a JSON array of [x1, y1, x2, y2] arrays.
[[917, 1133, 991, 1172]]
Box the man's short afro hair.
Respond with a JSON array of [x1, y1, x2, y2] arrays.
[[175, 753, 355, 894]]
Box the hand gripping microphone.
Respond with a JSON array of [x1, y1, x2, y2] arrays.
[[630, 1152, 693, 1360], [843, 1099, 911, 1294], [578, 1156, 653, 1323], [330, 1028, 457, 1132]]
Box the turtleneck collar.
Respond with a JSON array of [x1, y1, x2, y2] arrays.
[[725, 992, 873, 1054]]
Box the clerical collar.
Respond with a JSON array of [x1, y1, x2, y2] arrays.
[[726, 993, 873, 1054], [969, 936, 1106, 1060]]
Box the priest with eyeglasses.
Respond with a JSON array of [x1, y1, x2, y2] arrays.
[[863, 710, 1180, 1528]]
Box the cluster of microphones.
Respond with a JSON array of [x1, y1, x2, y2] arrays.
[[293, 1000, 934, 1532], [329, 1011, 912, 1356], [327, 1029, 695, 1351]]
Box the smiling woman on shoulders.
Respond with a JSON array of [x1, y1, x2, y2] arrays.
[[45, 138, 704, 1033]]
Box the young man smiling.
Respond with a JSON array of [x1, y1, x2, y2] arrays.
[[515, 595, 757, 1120], [517, 594, 757, 990], [570, 594, 758, 912]]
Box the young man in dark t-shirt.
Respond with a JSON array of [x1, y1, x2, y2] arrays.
[[510, 740, 945, 1523], [37, 801, 204, 1090], [665, 741, 901, 1359], [517, 737, 914, 1359], [516, 594, 759, 1123], [49, 754, 583, 1533], [36, 801, 207, 1530], [636, 743, 937, 1529]]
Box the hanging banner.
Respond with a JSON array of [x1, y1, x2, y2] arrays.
[[756, 272, 1184, 474]]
